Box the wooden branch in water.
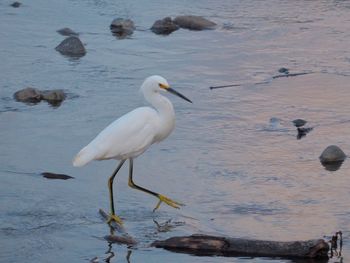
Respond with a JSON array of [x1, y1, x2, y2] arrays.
[[151, 234, 329, 259], [272, 72, 311, 79], [209, 83, 241, 90], [41, 172, 74, 180], [209, 72, 312, 90]]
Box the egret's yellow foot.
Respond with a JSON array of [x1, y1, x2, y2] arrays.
[[153, 194, 184, 212], [107, 214, 123, 225]]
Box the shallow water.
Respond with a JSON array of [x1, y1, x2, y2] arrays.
[[1, 0, 350, 262]]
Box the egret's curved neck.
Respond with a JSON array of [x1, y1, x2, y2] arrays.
[[145, 91, 175, 119], [144, 90, 175, 142]]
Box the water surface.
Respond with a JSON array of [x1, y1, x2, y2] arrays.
[[1, 0, 350, 262]]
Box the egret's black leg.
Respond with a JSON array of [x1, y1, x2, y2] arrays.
[[127, 158, 183, 211], [107, 159, 126, 224]]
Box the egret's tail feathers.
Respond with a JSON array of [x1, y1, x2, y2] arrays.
[[72, 146, 95, 167]]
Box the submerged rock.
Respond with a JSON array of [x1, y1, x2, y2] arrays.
[[57, 27, 78, 36], [173, 15, 216, 30], [110, 18, 135, 38], [151, 17, 179, 35], [55, 36, 86, 57], [14, 87, 42, 103], [10, 1, 21, 8], [319, 145, 346, 163]]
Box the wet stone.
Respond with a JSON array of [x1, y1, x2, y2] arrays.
[[319, 145, 346, 163], [151, 17, 179, 35], [41, 89, 67, 107], [293, 118, 307, 127], [55, 36, 86, 57], [173, 15, 216, 30], [110, 18, 135, 38], [41, 90, 66, 102], [14, 87, 42, 103], [278, 67, 289, 74]]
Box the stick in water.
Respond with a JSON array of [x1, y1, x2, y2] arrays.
[[209, 84, 241, 90]]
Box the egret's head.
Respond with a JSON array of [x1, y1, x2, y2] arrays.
[[141, 75, 192, 103]]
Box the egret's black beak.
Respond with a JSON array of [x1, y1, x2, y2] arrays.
[[167, 87, 192, 103]]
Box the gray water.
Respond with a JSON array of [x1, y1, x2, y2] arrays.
[[1, 0, 350, 262]]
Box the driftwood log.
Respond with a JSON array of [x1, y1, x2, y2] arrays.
[[151, 234, 329, 259], [98, 209, 331, 259]]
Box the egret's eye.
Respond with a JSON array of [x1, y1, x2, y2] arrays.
[[159, 83, 169, 89]]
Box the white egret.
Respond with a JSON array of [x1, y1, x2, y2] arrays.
[[73, 75, 192, 224]]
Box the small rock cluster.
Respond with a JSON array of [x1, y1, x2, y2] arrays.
[[108, 15, 216, 38], [14, 87, 66, 107], [151, 15, 217, 35]]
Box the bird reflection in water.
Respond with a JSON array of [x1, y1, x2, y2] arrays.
[[104, 243, 132, 263], [90, 241, 132, 263]]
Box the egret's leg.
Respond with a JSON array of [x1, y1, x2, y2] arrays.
[[127, 158, 184, 212], [107, 159, 126, 225]]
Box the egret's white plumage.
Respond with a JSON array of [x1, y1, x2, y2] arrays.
[[72, 75, 192, 224], [73, 75, 177, 166]]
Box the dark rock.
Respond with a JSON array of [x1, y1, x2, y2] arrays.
[[293, 119, 307, 127], [57, 27, 79, 36], [55, 36, 86, 57], [173, 15, 216, 30], [41, 89, 66, 102], [10, 1, 21, 8], [14, 87, 42, 103], [42, 172, 74, 180], [110, 18, 135, 38], [151, 17, 179, 35], [278, 67, 289, 74], [41, 89, 67, 107], [319, 145, 346, 163]]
